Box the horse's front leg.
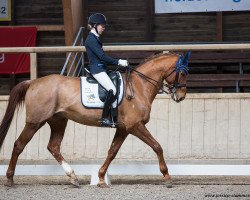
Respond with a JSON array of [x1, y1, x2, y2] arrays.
[[98, 128, 128, 188], [130, 122, 172, 188]]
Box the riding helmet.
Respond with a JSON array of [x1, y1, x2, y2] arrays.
[[88, 13, 107, 25]]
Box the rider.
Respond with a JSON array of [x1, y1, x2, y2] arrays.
[[85, 13, 129, 126]]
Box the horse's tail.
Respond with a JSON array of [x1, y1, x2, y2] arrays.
[[0, 80, 31, 148]]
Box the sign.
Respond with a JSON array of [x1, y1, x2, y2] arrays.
[[0, 27, 37, 74], [155, 0, 250, 13], [0, 0, 11, 21]]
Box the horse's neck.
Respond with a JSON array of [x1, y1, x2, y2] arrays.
[[135, 61, 165, 102], [139, 62, 164, 80], [134, 55, 175, 102]]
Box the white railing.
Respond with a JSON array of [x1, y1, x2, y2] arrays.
[[0, 43, 250, 53], [0, 43, 250, 79]]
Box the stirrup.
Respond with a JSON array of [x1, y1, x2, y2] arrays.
[[100, 118, 117, 128]]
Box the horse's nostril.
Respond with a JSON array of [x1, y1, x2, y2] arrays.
[[178, 97, 184, 102], [176, 97, 184, 103]]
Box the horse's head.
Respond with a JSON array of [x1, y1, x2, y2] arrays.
[[164, 52, 190, 103]]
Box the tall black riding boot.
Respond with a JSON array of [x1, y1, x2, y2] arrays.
[[100, 90, 115, 127]]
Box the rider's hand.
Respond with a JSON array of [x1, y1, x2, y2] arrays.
[[118, 59, 129, 67]]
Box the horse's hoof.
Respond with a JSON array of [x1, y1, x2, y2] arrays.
[[70, 178, 80, 188], [164, 179, 172, 188], [4, 179, 14, 187], [97, 182, 110, 188], [163, 176, 172, 188]]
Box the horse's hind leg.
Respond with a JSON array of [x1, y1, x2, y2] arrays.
[[98, 128, 128, 188], [5, 122, 43, 187], [130, 122, 172, 188], [47, 115, 79, 187]]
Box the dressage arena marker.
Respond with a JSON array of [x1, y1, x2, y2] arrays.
[[0, 164, 250, 185]]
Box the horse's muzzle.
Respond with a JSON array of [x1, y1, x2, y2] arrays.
[[175, 96, 185, 103], [171, 93, 185, 103]]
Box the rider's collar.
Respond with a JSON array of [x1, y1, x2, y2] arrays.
[[91, 29, 99, 37]]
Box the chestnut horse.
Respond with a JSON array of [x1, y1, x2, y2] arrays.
[[0, 52, 189, 188]]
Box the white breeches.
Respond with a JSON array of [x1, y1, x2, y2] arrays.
[[93, 72, 117, 95]]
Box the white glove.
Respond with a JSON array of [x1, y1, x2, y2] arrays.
[[118, 59, 129, 67]]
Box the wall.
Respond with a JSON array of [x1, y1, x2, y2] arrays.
[[15, 0, 65, 77], [87, 1, 250, 43], [0, 0, 65, 95], [1, 94, 250, 164]]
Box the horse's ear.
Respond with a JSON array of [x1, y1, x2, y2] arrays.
[[183, 51, 191, 61], [182, 51, 191, 66]]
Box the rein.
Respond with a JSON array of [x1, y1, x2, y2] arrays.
[[125, 66, 186, 100]]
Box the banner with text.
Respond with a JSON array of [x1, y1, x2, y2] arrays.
[[155, 0, 250, 13]]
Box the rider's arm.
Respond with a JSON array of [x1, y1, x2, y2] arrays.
[[88, 38, 119, 65]]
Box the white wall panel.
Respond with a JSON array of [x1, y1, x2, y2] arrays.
[[1, 94, 250, 163]]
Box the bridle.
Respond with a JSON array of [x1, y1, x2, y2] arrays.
[[124, 53, 190, 100]]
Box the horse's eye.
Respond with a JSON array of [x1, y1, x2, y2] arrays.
[[180, 71, 186, 76]]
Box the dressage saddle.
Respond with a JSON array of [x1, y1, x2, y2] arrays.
[[83, 68, 121, 128], [84, 67, 121, 102]]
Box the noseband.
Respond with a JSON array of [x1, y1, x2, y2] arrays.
[[124, 54, 189, 99]]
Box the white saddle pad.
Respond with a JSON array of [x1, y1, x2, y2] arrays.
[[80, 72, 124, 108]]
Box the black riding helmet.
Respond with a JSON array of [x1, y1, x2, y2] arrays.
[[88, 13, 107, 26]]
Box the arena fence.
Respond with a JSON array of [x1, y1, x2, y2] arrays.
[[0, 43, 250, 79], [1, 44, 250, 184]]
